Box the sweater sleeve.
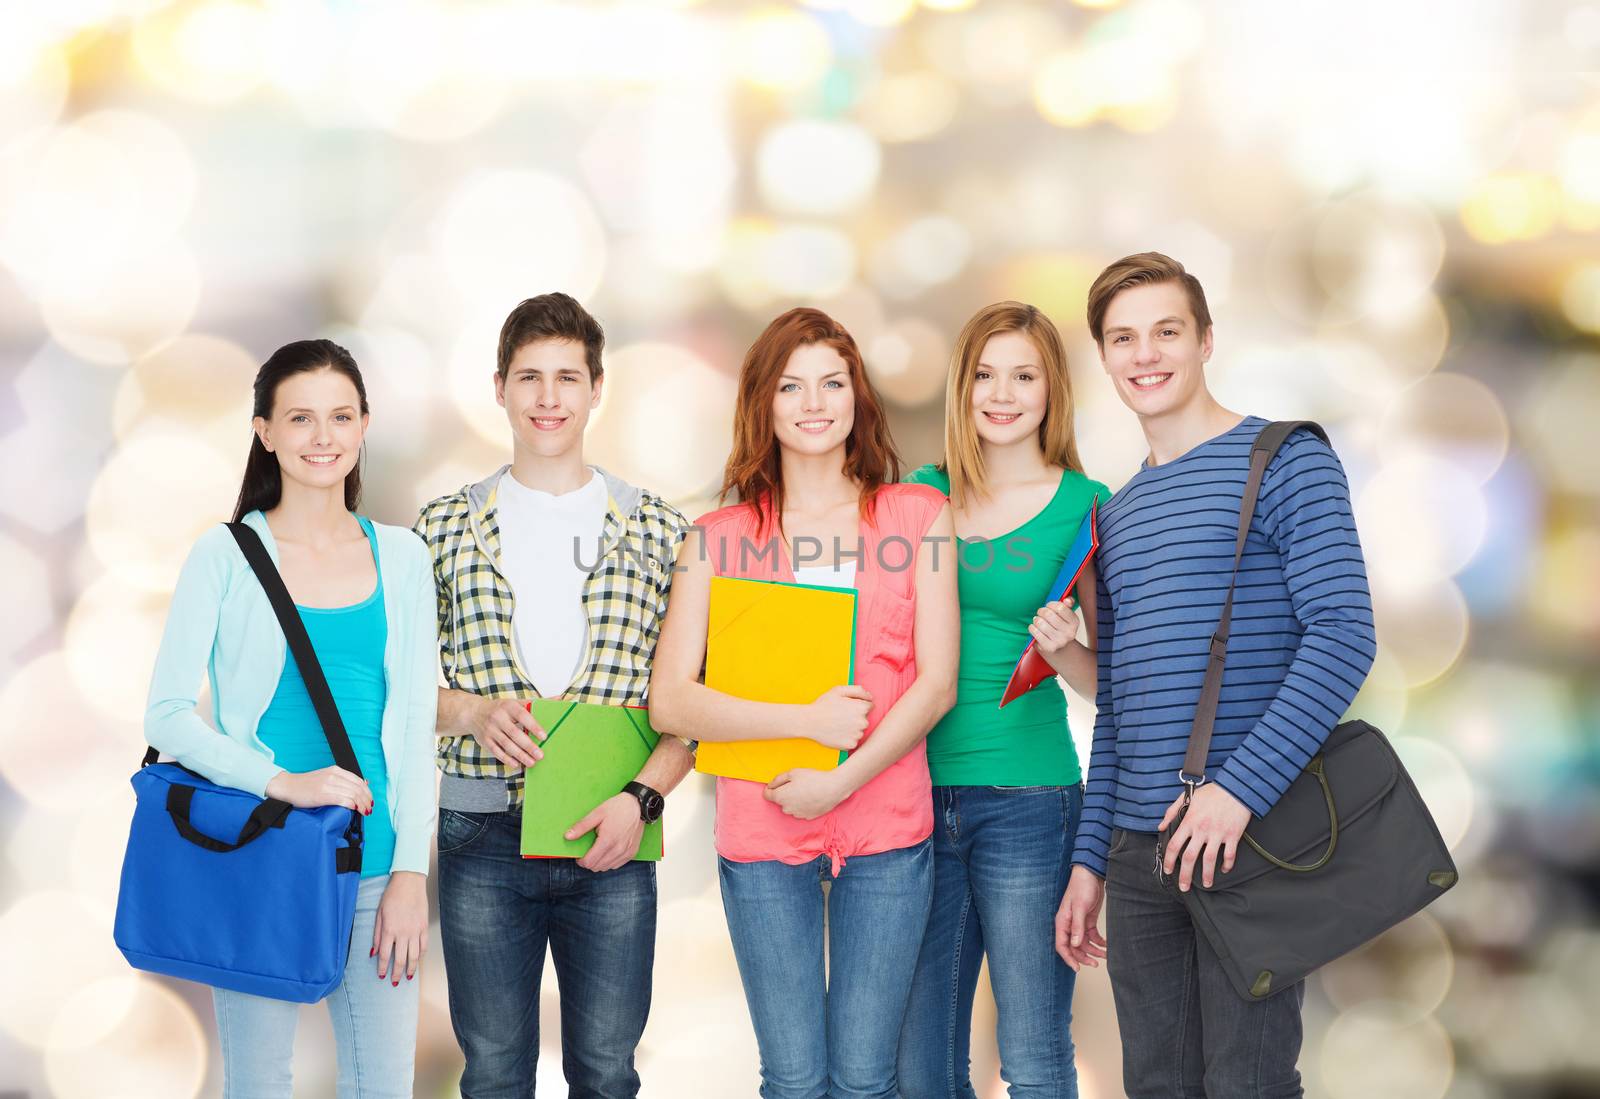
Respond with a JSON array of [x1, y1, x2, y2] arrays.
[[1213, 433, 1378, 817], [390, 533, 441, 876], [144, 528, 284, 798], [1071, 563, 1119, 876]]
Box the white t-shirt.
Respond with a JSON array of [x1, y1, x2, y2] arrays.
[[495, 468, 609, 697], [791, 561, 858, 590]]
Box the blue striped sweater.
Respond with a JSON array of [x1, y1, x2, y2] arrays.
[[1072, 417, 1377, 877]]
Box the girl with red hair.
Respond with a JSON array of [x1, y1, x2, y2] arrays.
[[651, 307, 959, 1098]]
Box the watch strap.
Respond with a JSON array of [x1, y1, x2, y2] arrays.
[[621, 781, 663, 822]]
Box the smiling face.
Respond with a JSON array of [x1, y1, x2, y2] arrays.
[[970, 329, 1049, 447], [495, 337, 602, 459], [771, 342, 856, 457], [1098, 280, 1214, 419], [253, 367, 368, 494]]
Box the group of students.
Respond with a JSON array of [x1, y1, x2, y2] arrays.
[[143, 250, 1377, 1099]]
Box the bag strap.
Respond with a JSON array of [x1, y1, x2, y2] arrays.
[[141, 522, 367, 776], [1179, 420, 1329, 790], [225, 521, 364, 777]]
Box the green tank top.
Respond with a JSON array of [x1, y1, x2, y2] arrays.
[[905, 463, 1109, 787]]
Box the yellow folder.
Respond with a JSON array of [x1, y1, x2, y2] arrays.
[[695, 576, 858, 784]]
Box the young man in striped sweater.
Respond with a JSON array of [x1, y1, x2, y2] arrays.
[[1053, 253, 1376, 1097]]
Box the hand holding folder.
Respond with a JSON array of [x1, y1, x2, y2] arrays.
[[695, 576, 859, 784], [999, 498, 1099, 708], [520, 700, 663, 861]]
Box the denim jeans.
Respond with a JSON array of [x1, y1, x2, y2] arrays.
[[437, 808, 657, 1099], [1105, 828, 1305, 1098], [899, 785, 1082, 1099], [718, 839, 933, 1099], [212, 875, 419, 1099]]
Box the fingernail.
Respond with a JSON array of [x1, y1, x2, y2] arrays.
[[369, 947, 376, 957], [407, 974, 414, 981], [392, 980, 399, 987]]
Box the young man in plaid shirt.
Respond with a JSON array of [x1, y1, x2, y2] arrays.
[[415, 293, 693, 1098]]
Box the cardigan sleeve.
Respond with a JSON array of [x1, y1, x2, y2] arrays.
[[144, 526, 284, 798]]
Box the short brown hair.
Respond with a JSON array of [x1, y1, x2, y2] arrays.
[[1086, 252, 1212, 347], [942, 302, 1083, 509], [497, 292, 605, 381], [720, 307, 901, 536]]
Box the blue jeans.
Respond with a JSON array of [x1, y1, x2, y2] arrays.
[[1105, 828, 1305, 1098], [718, 839, 934, 1099], [437, 808, 657, 1099], [213, 875, 419, 1098], [899, 785, 1082, 1099]]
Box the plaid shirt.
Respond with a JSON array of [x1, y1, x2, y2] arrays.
[[414, 465, 690, 810]]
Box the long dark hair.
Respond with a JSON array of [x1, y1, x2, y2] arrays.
[[232, 339, 368, 522]]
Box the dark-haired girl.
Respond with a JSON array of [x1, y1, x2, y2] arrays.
[[144, 340, 438, 1097]]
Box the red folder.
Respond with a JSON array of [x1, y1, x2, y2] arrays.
[[999, 499, 1099, 708]]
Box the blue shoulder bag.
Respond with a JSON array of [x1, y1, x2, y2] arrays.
[[114, 522, 365, 1003]]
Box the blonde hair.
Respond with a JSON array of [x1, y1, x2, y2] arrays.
[[941, 301, 1083, 509]]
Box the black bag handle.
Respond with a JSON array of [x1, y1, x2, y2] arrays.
[[165, 782, 292, 852], [1180, 421, 1329, 787]]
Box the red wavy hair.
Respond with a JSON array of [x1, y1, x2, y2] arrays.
[[719, 307, 901, 536]]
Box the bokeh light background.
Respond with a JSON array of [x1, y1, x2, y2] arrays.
[[1, 1, 1597, 1096]]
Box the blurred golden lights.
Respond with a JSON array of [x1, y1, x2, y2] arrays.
[[0, 2, 1595, 1094], [734, 8, 833, 92], [757, 120, 883, 217], [1460, 172, 1562, 244]]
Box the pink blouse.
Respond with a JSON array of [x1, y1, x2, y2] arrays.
[[696, 483, 947, 873]]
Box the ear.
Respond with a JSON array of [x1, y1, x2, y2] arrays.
[[252, 416, 273, 453], [494, 370, 507, 409], [590, 372, 604, 409], [1199, 325, 1214, 364]]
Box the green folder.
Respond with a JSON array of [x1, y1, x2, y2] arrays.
[[519, 700, 663, 861]]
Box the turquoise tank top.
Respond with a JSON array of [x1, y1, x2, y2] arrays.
[[256, 515, 394, 877]]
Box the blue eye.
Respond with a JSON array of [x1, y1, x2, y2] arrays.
[[824, 379, 843, 389]]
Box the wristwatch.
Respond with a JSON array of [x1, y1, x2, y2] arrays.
[[621, 781, 665, 824]]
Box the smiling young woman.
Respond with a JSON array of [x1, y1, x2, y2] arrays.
[[900, 302, 1109, 1099], [650, 306, 961, 1099], [145, 339, 439, 1097]]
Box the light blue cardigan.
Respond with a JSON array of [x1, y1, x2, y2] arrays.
[[144, 510, 440, 876]]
